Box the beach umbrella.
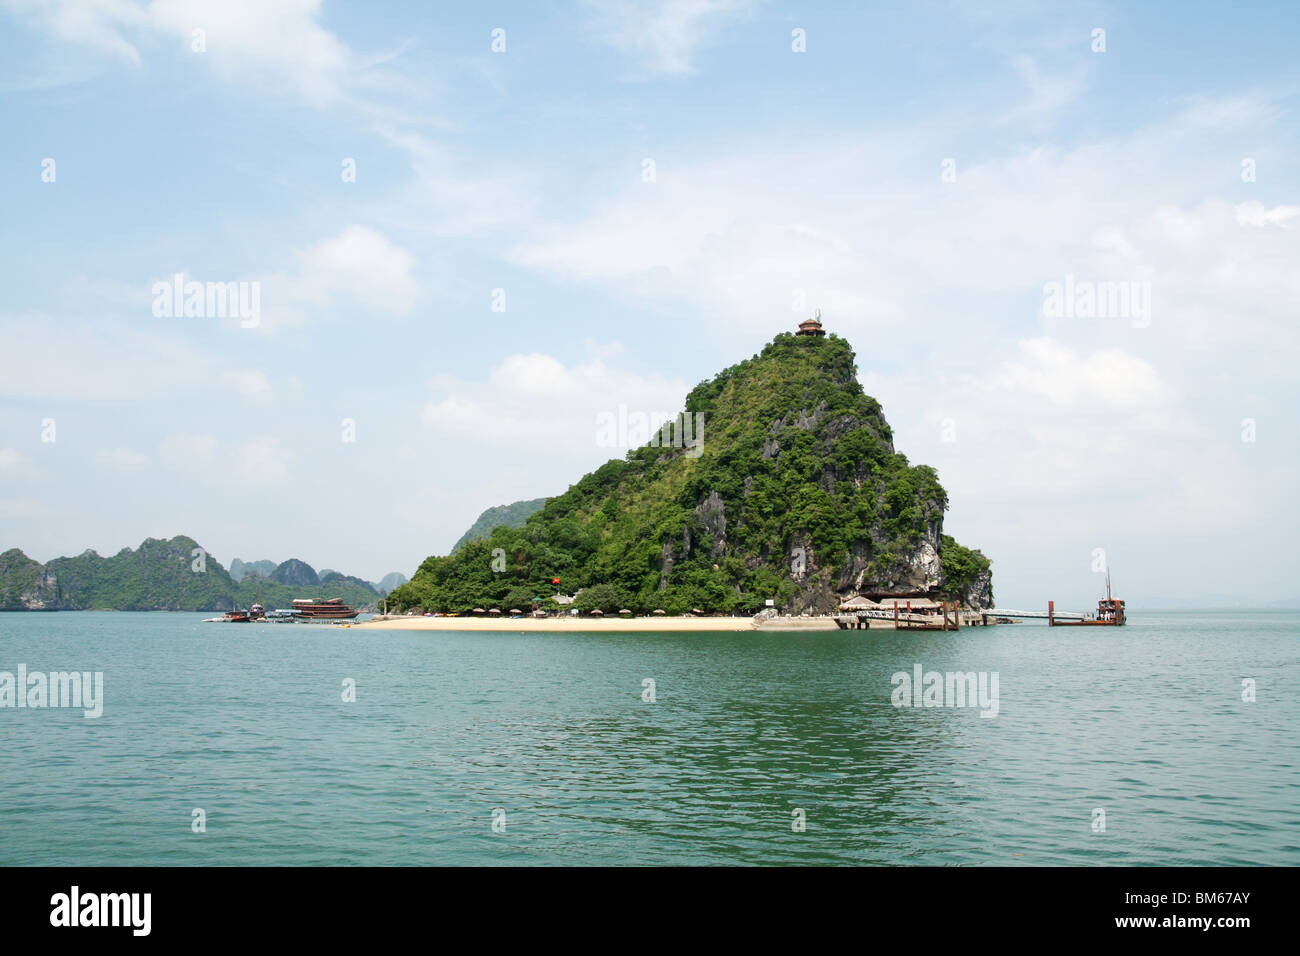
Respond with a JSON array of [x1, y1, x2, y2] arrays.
[[590, 609, 604, 616], [472, 608, 485, 614], [691, 608, 703, 615], [618, 608, 632, 616], [488, 608, 502, 615], [508, 608, 522, 615], [653, 609, 666, 615]]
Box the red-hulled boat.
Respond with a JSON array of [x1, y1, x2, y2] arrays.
[[1049, 572, 1126, 627]]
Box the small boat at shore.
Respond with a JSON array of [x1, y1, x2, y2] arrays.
[[202, 609, 252, 623]]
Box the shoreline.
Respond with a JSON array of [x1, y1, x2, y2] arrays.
[[357, 615, 761, 631], [354, 614, 903, 632]]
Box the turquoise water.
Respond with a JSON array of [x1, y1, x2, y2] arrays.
[[0, 610, 1296, 866]]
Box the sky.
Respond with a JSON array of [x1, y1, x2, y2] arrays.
[[1, 0, 1297, 607]]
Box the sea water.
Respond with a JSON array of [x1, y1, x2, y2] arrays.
[[0, 610, 1295, 865]]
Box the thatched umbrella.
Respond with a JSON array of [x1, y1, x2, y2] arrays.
[[653, 609, 666, 616], [488, 608, 502, 615], [618, 608, 633, 616], [590, 609, 604, 616], [472, 608, 485, 615], [508, 608, 522, 616]]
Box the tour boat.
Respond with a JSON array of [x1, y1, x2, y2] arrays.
[[1049, 573, 1126, 627], [290, 597, 361, 621]]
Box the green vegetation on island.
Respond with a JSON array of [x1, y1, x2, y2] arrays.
[[388, 331, 992, 616], [0, 537, 393, 612], [452, 498, 550, 552]]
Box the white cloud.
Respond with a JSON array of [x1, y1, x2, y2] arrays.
[[375, 128, 540, 239], [257, 226, 421, 328], [1, 0, 352, 104], [1235, 201, 1300, 228], [0, 448, 38, 481], [158, 433, 219, 470], [0, 313, 210, 401], [94, 447, 149, 472], [422, 350, 691, 455], [1005, 53, 1088, 123], [582, 0, 755, 77], [159, 432, 291, 486], [234, 435, 292, 486], [220, 370, 274, 402], [993, 339, 1172, 411]]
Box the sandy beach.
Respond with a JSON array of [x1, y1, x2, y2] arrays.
[[353, 614, 887, 632], [356, 615, 763, 632]]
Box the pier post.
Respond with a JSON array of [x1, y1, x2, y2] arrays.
[[1048, 600, 1055, 628]]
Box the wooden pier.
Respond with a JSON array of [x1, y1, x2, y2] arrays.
[[835, 597, 981, 630]]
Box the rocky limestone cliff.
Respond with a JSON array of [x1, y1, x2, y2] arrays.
[[388, 328, 994, 615]]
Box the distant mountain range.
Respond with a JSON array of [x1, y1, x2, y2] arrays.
[[0, 536, 407, 612], [451, 498, 549, 552]]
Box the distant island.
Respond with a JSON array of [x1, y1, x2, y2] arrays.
[[387, 320, 992, 616], [0, 536, 406, 612], [452, 499, 549, 552]]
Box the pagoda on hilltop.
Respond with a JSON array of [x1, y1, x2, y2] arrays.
[[796, 310, 826, 337]]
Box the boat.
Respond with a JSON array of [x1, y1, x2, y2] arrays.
[[290, 597, 360, 621], [222, 609, 252, 623], [249, 603, 266, 622], [267, 609, 296, 622], [1049, 572, 1126, 627]]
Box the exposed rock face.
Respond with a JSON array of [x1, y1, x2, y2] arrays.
[[960, 570, 994, 610], [270, 558, 319, 587], [0, 549, 64, 610], [694, 491, 728, 560]]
